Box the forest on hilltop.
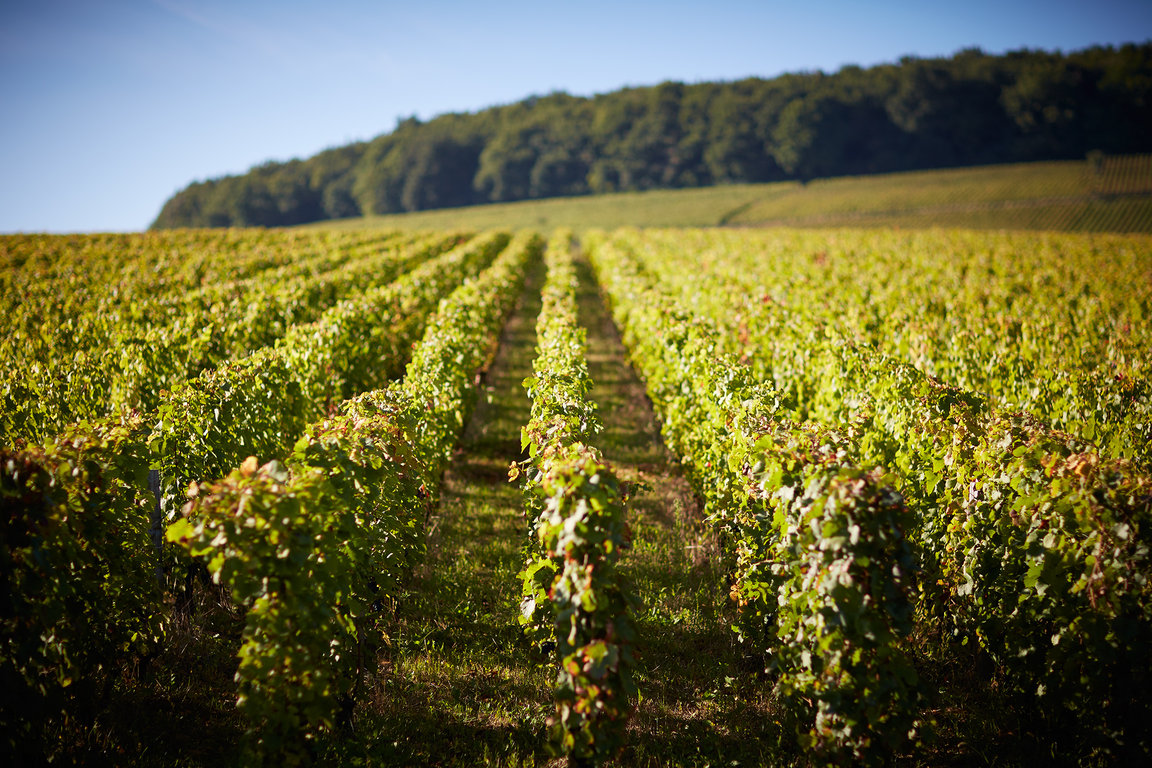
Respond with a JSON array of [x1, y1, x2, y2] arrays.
[[152, 43, 1152, 229]]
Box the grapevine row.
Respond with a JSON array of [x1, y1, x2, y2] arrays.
[[151, 230, 508, 537], [619, 227, 1152, 755], [515, 230, 637, 765], [0, 231, 512, 757], [635, 227, 1152, 467], [586, 231, 925, 764], [0, 415, 161, 762], [166, 230, 540, 762], [1, 229, 402, 351], [1, 231, 459, 444]]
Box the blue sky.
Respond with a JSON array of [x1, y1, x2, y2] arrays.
[[2, 0, 1150, 232]]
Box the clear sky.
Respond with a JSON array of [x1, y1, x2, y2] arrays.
[[2, 0, 1150, 233]]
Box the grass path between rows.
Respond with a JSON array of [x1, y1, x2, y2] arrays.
[[573, 256, 787, 768], [338, 248, 792, 767], [341, 257, 552, 766]]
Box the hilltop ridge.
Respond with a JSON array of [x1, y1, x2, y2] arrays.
[[153, 43, 1152, 229]]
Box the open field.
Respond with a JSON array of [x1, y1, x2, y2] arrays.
[[305, 156, 1152, 235], [2, 224, 1150, 766]]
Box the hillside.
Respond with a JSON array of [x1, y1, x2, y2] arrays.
[[302, 156, 1152, 234], [153, 43, 1152, 229]]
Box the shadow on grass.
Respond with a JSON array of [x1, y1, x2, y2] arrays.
[[345, 705, 548, 767]]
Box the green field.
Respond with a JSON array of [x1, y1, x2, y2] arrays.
[[306, 156, 1152, 234]]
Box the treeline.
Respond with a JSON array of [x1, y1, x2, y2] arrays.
[[152, 43, 1152, 228]]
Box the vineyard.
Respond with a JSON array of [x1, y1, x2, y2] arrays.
[[2, 225, 1150, 766]]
